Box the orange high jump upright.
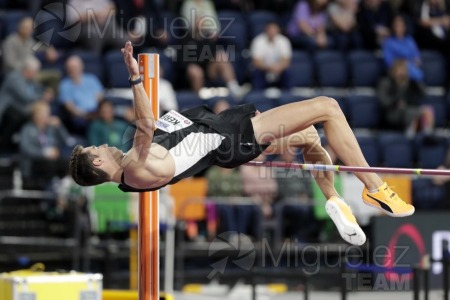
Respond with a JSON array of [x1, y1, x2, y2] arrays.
[[137, 53, 159, 300]]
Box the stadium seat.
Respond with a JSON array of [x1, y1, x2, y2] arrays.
[[104, 51, 129, 88], [218, 10, 248, 50], [247, 10, 278, 39], [421, 50, 447, 87], [314, 51, 348, 87], [412, 178, 445, 209], [69, 50, 104, 83], [348, 50, 382, 87], [231, 52, 250, 85], [346, 95, 380, 128], [355, 134, 380, 166], [176, 91, 203, 111], [278, 91, 305, 105], [243, 91, 277, 112], [378, 132, 413, 168], [420, 95, 447, 127], [415, 135, 448, 169], [287, 51, 314, 87]]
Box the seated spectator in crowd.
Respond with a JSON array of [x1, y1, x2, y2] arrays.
[[415, 0, 450, 53], [0, 57, 54, 151], [287, 0, 332, 51], [357, 0, 393, 49], [240, 154, 278, 218], [383, 15, 423, 82], [328, 0, 362, 51], [176, 18, 247, 97], [87, 100, 130, 152], [250, 21, 293, 90], [2, 16, 61, 92], [68, 0, 143, 54], [206, 167, 242, 197], [114, 0, 168, 48], [377, 59, 433, 137], [2, 17, 59, 73], [159, 68, 179, 114], [181, 0, 220, 35], [274, 148, 317, 241], [19, 101, 71, 189], [59, 56, 104, 134], [211, 98, 231, 114]]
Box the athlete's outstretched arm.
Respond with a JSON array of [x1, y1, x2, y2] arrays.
[[121, 41, 155, 160]]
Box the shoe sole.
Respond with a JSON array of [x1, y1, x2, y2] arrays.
[[362, 199, 415, 217], [325, 201, 366, 246]]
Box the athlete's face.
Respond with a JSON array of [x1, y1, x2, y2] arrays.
[[84, 144, 123, 165]]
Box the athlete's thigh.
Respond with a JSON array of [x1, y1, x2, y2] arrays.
[[251, 96, 334, 144], [263, 126, 320, 155]]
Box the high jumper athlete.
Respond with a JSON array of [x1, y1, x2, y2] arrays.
[[69, 41, 414, 246]]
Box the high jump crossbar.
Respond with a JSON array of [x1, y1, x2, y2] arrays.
[[138, 53, 159, 300], [245, 161, 450, 176]]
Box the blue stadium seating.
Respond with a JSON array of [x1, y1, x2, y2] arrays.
[[69, 50, 104, 83], [247, 10, 278, 39], [421, 50, 447, 87], [355, 134, 380, 166], [348, 50, 382, 87], [378, 132, 413, 167], [243, 91, 277, 112], [415, 135, 448, 169], [176, 91, 203, 111], [218, 10, 247, 50], [420, 95, 447, 127], [278, 91, 305, 105], [314, 51, 348, 87], [287, 51, 314, 87], [104, 51, 129, 88], [346, 95, 380, 128], [231, 52, 250, 85], [412, 178, 445, 209]]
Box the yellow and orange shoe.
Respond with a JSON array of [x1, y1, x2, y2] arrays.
[[362, 182, 415, 217], [325, 196, 366, 246]]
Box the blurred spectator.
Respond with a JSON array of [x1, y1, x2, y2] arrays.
[[115, 0, 169, 47], [328, 0, 362, 51], [415, 0, 450, 53], [206, 167, 242, 197], [274, 147, 317, 242], [357, 0, 393, 49], [250, 21, 293, 90], [383, 15, 423, 82], [240, 154, 277, 218], [2, 17, 59, 73], [181, 0, 220, 35], [68, 0, 143, 54], [19, 101, 71, 188], [211, 98, 231, 114], [287, 0, 332, 51], [59, 55, 104, 134], [377, 60, 433, 136], [176, 19, 247, 97], [87, 100, 130, 152], [159, 69, 179, 114], [0, 57, 54, 151], [433, 149, 450, 209]]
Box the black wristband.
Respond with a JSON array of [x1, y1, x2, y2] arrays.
[[128, 76, 142, 86]]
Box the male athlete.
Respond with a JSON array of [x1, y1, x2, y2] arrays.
[[70, 41, 414, 246]]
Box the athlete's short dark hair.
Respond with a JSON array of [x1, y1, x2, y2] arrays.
[[69, 145, 110, 186]]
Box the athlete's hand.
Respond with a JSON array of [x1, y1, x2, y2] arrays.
[[121, 41, 139, 79]]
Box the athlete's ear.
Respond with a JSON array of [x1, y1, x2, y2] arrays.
[[93, 158, 103, 167]]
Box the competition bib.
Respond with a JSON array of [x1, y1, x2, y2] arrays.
[[155, 110, 193, 133]]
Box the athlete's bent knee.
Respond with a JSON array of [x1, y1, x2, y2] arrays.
[[317, 96, 342, 118]]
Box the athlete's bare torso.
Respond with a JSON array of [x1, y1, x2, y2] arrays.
[[121, 143, 175, 190]]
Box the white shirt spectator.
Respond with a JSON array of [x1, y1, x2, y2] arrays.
[[250, 33, 292, 67]]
